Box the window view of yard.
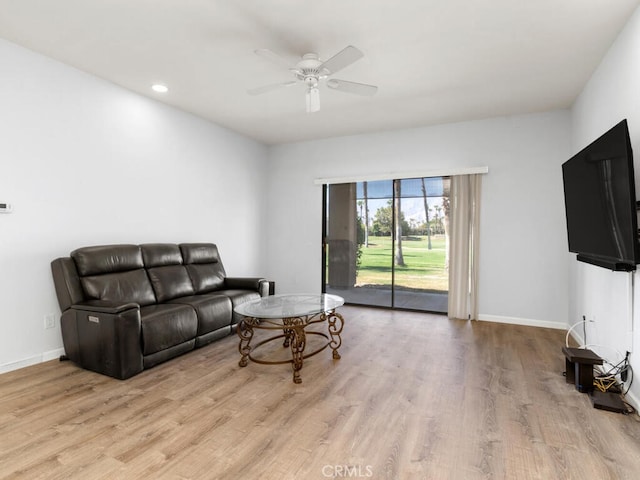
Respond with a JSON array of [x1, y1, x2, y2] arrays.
[[356, 234, 448, 292]]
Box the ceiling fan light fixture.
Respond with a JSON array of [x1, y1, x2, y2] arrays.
[[306, 87, 320, 113], [151, 84, 168, 93]]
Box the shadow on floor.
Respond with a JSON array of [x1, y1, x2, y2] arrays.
[[326, 285, 448, 313]]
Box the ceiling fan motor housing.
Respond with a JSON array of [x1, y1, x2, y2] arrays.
[[295, 53, 327, 88]]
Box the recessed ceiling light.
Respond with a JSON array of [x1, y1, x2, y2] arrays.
[[151, 84, 168, 93]]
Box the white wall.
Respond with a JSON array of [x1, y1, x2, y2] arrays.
[[570, 6, 640, 405], [0, 39, 268, 372], [266, 111, 571, 328]]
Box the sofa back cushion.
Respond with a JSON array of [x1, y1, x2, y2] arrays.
[[141, 243, 182, 267], [73, 244, 143, 276], [181, 243, 227, 293], [81, 270, 157, 306], [72, 244, 157, 306], [141, 244, 195, 302], [147, 266, 195, 302]]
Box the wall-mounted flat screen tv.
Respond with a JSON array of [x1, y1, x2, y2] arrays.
[[562, 119, 639, 271]]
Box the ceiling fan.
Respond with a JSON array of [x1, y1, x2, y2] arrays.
[[248, 45, 377, 113]]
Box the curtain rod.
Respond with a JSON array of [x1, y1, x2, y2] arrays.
[[314, 166, 489, 185]]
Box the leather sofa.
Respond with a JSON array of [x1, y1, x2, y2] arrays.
[[51, 243, 268, 379]]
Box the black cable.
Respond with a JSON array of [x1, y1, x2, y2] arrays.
[[593, 354, 633, 394], [621, 398, 636, 415], [623, 363, 633, 396], [595, 357, 626, 379]]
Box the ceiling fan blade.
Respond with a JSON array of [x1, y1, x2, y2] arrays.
[[247, 81, 297, 96], [254, 48, 296, 69], [319, 46, 364, 74], [326, 79, 378, 96]]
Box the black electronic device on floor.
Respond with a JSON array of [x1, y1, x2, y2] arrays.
[[590, 390, 627, 414]]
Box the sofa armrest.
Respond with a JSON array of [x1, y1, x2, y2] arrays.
[[62, 302, 143, 379], [225, 277, 268, 294], [71, 300, 139, 315]]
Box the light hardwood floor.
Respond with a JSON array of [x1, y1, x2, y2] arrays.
[[1, 306, 639, 479]]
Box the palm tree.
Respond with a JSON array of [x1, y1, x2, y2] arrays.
[[434, 205, 443, 234], [421, 178, 432, 250], [442, 195, 451, 271], [394, 181, 405, 266], [363, 181, 370, 247]]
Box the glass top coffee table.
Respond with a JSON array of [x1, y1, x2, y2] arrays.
[[234, 293, 345, 383]]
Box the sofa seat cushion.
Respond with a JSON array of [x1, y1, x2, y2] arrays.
[[216, 289, 262, 324], [168, 294, 233, 335], [139, 304, 197, 355]]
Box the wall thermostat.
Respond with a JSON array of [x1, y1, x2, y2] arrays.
[[0, 203, 13, 213]]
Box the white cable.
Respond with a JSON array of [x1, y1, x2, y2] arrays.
[[565, 318, 588, 347], [580, 343, 624, 360], [581, 343, 625, 372]]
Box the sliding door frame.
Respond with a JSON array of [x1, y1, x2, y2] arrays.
[[322, 177, 448, 312]]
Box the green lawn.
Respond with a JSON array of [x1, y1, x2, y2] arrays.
[[357, 235, 448, 292]]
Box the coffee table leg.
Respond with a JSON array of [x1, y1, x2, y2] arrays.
[[290, 324, 306, 384], [283, 317, 293, 347], [327, 311, 344, 359], [237, 318, 254, 367]]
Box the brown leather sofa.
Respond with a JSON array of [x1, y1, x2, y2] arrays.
[[51, 243, 268, 379]]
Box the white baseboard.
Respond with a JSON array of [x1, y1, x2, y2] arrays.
[[477, 314, 567, 330], [0, 348, 65, 375]]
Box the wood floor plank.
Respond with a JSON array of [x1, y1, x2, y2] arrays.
[[2, 306, 640, 479]]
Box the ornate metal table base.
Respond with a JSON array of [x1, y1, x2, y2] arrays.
[[237, 310, 344, 384]]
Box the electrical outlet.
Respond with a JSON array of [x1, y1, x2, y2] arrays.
[[44, 314, 55, 329]]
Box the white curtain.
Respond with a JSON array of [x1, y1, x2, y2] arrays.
[[448, 174, 482, 320]]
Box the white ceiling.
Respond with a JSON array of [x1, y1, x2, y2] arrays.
[[1, 0, 638, 145]]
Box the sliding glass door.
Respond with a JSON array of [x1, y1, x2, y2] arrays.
[[323, 176, 450, 313]]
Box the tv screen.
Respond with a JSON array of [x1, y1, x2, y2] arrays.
[[562, 119, 639, 271]]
